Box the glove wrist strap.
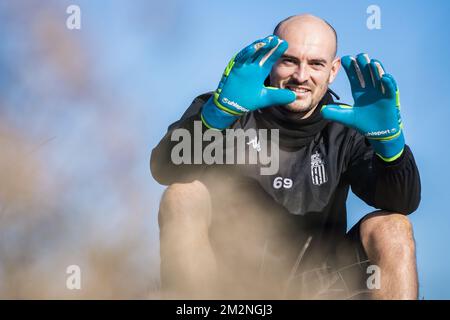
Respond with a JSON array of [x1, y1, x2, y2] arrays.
[[370, 130, 405, 162], [201, 97, 240, 130]]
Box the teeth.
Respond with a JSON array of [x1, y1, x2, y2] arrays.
[[288, 87, 309, 93]]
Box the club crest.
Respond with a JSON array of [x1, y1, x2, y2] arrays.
[[311, 151, 327, 186]]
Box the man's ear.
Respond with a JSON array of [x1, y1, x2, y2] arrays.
[[328, 57, 341, 84]]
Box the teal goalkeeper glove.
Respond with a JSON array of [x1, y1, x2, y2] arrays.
[[201, 35, 296, 130], [321, 53, 404, 162]]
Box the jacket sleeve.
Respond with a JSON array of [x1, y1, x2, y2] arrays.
[[343, 131, 421, 215], [150, 93, 214, 185]]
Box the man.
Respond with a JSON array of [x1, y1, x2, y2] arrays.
[[151, 14, 421, 299]]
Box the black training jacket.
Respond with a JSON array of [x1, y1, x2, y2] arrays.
[[150, 91, 421, 255]]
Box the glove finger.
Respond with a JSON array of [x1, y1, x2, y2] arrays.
[[263, 87, 296, 107], [234, 37, 271, 66], [252, 35, 279, 63], [341, 55, 364, 91], [356, 53, 375, 88], [380, 74, 398, 99], [383, 74, 398, 91], [369, 59, 386, 93], [383, 74, 402, 127], [321, 104, 356, 128], [234, 47, 255, 66], [260, 38, 288, 68]]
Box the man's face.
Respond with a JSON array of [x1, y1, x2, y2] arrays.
[[270, 20, 340, 115]]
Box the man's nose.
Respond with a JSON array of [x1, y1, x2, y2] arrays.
[[292, 64, 310, 83]]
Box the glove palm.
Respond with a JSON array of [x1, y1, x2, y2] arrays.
[[321, 54, 404, 162], [201, 35, 296, 130]]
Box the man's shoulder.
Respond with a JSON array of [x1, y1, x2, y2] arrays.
[[190, 92, 213, 107]]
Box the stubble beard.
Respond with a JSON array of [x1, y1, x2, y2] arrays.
[[283, 98, 314, 113]]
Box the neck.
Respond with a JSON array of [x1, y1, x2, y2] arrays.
[[279, 104, 320, 121], [255, 99, 329, 149], [300, 105, 319, 119]]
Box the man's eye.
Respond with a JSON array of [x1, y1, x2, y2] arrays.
[[282, 58, 295, 64]]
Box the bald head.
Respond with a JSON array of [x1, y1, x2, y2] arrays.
[[274, 14, 337, 58]]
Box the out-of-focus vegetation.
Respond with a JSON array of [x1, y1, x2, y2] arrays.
[[0, 1, 162, 298]]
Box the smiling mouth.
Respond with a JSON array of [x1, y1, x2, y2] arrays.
[[285, 85, 311, 96]]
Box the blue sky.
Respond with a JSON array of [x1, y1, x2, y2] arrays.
[[1, 0, 449, 298]]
